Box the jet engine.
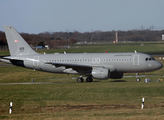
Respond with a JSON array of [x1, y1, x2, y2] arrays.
[[91, 67, 110, 79]]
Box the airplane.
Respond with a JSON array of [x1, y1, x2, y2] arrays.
[[0, 26, 163, 82]]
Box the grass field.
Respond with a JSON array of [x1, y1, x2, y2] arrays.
[[1, 42, 164, 119], [38, 42, 164, 55], [1, 41, 164, 56]]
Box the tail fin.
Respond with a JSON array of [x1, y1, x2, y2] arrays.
[[4, 26, 38, 56]]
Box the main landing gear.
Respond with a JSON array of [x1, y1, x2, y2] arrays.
[[77, 76, 93, 83], [77, 77, 84, 83]]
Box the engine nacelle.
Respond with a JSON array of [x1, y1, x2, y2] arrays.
[[110, 72, 123, 79], [91, 67, 110, 79]]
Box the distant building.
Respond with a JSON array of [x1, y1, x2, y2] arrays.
[[45, 45, 49, 49], [35, 46, 43, 51], [162, 34, 164, 40]]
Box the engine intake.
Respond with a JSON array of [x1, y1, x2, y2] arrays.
[[91, 67, 110, 79]]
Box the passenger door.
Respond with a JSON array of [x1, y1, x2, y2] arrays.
[[133, 54, 139, 65]]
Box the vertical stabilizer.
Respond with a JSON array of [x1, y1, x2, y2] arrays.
[[4, 26, 38, 56]]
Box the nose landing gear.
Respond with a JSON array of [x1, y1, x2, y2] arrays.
[[136, 73, 140, 82]]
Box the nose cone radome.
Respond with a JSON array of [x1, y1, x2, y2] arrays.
[[155, 61, 163, 70]]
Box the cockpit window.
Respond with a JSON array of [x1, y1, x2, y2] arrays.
[[145, 57, 155, 61], [152, 57, 155, 60]]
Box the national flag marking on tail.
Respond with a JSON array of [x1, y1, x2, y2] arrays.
[[14, 40, 19, 42]]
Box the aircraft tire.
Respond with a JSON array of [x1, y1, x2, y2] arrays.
[[86, 77, 93, 82], [77, 77, 84, 83], [136, 78, 140, 82]]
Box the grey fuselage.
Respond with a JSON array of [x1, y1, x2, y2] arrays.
[[13, 52, 162, 75]]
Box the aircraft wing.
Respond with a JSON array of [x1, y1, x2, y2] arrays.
[[45, 62, 91, 68], [45, 62, 92, 75]]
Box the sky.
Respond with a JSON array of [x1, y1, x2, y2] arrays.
[[1, 0, 164, 34]]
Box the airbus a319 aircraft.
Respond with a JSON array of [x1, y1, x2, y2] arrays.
[[0, 26, 163, 82]]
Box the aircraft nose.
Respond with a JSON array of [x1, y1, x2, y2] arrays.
[[155, 61, 163, 70]]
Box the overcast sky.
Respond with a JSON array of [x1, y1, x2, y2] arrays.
[[1, 0, 164, 34]]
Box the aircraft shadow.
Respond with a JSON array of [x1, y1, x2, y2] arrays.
[[92, 80, 128, 83], [110, 80, 127, 82]]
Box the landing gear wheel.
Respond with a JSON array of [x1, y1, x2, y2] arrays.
[[135, 73, 140, 82], [86, 77, 93, 82], [136, 78, 140, 82], [77, 77, 84, 83]]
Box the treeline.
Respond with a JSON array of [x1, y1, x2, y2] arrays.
[[0, 29, 164, 49]]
